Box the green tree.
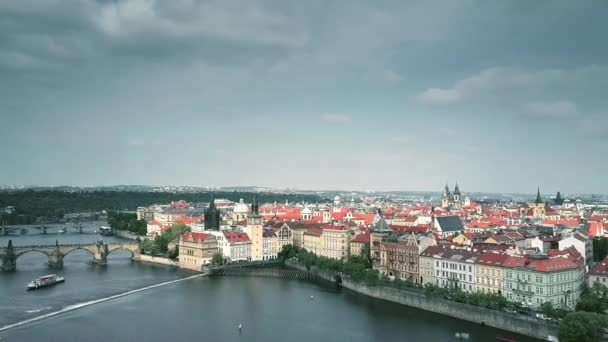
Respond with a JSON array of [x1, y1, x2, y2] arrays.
[[559, 312, 608, 342], [577, 283, 608, 314], [212, 252, 223, 265], [593, 237, 608, 262]]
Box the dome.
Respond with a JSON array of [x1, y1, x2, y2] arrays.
[[301, 207, 312, 214], [334, 195, 341, 201], [233, 199, 250, 214]]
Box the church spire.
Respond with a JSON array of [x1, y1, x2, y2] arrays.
[[250, 195, 261, 218], [454, 182, 461, 195], [535, 187, 543, 204]]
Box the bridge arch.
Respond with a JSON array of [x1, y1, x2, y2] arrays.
[[14, 249, 52, 260], [62, 247, 97, 258], [106, 245, 140, 259]]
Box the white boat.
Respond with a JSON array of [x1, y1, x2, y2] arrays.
[[27, 274, 65, 290]]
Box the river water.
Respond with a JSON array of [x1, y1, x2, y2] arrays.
[[0, 223, 541, 342]]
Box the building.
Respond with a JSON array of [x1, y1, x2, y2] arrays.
[[558, 231, 593, 268], [303, 228, 323, 255], [430, 247, 480, 293], [434, 216, 465, 238], [371, 213, 392, 270], [136, 206, 157, 221], [588, 258, 608, 287], [204, 200, 221, 231], [178, 232, 219, 271], [223, 232, 252, 262], [441, 183, 463, 210], [322, 225, 350, 260], [232, 198, 250, 223], [377, 233, 430, 282], [501, 251, 585, 309], [274, 224, 294, 252], [529, 188, 546, 219], [475, 253, 509, 294], [244, 197, 263, 261], [350, 232, 370, 257], [262, 230, 279, 260]]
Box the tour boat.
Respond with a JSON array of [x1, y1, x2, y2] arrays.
[[27, 274, 65, 290]]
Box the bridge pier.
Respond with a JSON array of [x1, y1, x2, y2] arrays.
[[48, 240, 64, 269], [1, 240, 16, 272], [93, 243, 108, 265]]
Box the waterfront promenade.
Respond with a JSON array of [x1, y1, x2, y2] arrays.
[[285, 260, 559, 341]]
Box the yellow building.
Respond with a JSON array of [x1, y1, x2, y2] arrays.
[[263, 230, 280, 260], [244, 198, 263, 261], [452, 233, 471, 246], [303, 228, 323, 255], [178, 232, 219, 271], [419, 246, 441, 286], [322, 225, 350, 260], [350, 232, 370, 257], [476, 253, 508, 294]]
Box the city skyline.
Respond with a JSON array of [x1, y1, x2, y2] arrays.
[[2, 1, 608, 193]]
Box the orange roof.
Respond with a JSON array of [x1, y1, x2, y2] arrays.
[[223, 232, 251, 243], [351, 232, 370, 243], [182, 232, 209, 242]]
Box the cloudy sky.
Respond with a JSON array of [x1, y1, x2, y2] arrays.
[[1, 0, 607, 194]]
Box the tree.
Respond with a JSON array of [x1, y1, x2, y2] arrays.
[[559, 312, 608, 342], [212, 253, 223, 265], [576, 283, 608, 314], [593, 237, 608, 262]]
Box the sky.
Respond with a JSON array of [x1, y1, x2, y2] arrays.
[[1, 0, 607, 194]]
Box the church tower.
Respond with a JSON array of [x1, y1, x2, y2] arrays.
[[530, 187, 546, 218], [245, 196, 264, 261], [204, 199, 220, 231], [441, 184, 451, 209]]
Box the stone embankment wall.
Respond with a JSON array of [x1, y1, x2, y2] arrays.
[[139, 255, 179, 267], [286, 261, 559, 342]]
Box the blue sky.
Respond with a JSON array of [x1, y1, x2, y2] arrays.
[[1, 0, 607, 193]]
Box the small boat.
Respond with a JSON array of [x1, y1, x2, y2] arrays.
[[20, 228, 28, 234], [58, 228, 66, 234], [27, 274, 65, 291], [496, 338, 517, 342], [455, 332, 470, 340]]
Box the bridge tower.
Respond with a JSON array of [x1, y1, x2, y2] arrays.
[[48, 240, 64, 269], [1, 240, 17, 272]]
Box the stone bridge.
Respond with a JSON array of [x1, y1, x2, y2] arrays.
[[0, 240, 141, 272]]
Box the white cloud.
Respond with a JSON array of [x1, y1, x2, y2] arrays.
[[321, 114, 351, 124], [410, 65, 608, 109], [524, 100, 578, 117]]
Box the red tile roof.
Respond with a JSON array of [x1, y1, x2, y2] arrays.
[[182, 232, 209, 242], [590, 258, 608, 275], [351, 232, 370, 243], [477, 252, 509, 266], [223, 232, 251, 243]]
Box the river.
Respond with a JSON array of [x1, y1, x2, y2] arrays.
[[0, 223, 541, 342]]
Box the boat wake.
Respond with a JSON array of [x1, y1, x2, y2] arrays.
[[1, 274, 204, 332], [24, 307, 52, 314]]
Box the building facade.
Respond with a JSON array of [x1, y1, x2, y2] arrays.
[[322, 225, 350, 260], [178, 232, 219, 271]]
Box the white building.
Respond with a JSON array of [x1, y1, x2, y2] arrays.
[[223, 232, 252, 262], [559, 231, 592, 268], [232, 199, 250, 223], [427, 246, 480, 293]]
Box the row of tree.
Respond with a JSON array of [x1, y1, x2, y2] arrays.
[[107, 212, 147, 235], [139, 222, 189, 258], [0, 190, 324, 224]]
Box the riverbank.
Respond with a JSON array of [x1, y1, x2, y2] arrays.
[[138, 255, 179, 267], [286, 260, 558, 341]]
